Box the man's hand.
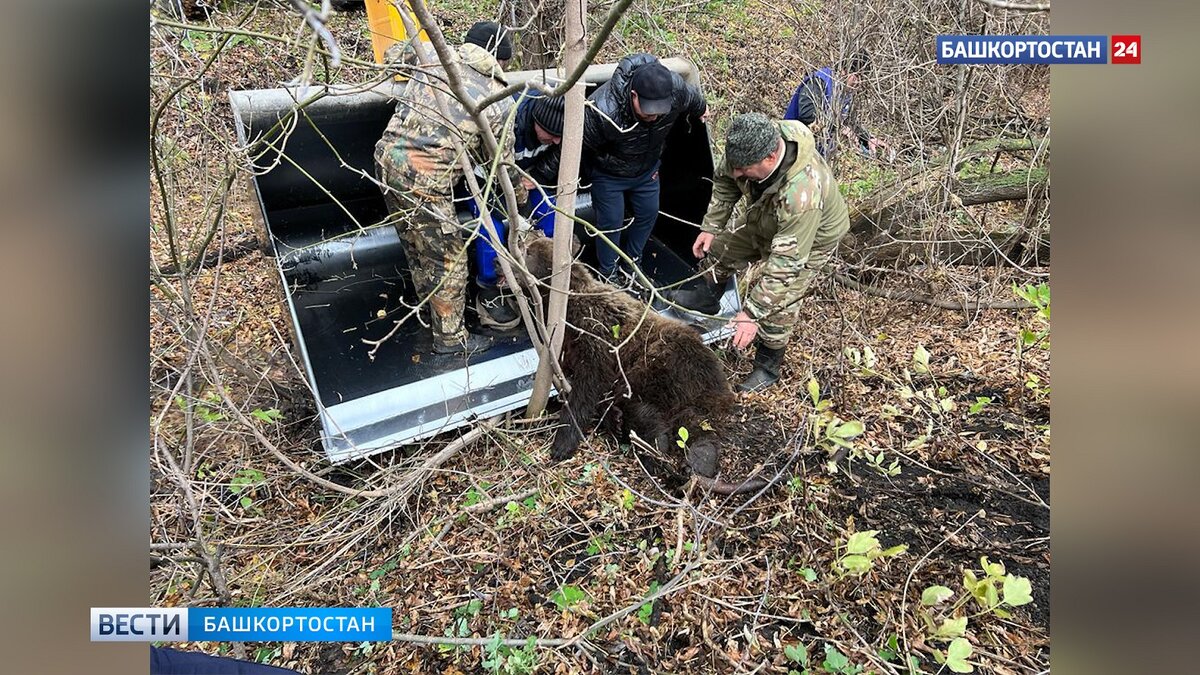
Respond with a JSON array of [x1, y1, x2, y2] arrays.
[[727, 310, 758, 350], [867, 136, 892, 155], [692, 232, 715, 259]]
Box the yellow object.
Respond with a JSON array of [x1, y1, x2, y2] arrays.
[[364, 0, 428, 66]]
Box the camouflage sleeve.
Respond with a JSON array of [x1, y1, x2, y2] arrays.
[[743, 186, 823, 321], [700, 159, 741, 234]]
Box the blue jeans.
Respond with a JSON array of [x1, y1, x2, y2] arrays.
[[471, 191, 557, 285], [590, 162, 660, 277]]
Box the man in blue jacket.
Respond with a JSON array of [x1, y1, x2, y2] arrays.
[[582, 54, 707, 283], [783, 53, 889, 159], [472, 94, 566, 328]]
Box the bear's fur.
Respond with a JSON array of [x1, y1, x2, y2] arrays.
[[521, 237, 736, 466]]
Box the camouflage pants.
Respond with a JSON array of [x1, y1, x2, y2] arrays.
[[701, 225, 837, 350], [383, 192, 472, 347]]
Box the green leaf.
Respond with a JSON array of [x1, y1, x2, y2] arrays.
[[833, 420, 865, 439], [968, 397, 992, 414], [251, 408, 282, 423], [784, 643, 808, 665], [982, 581, 1000, 609], [878, 544, 907, 558], [611, 324, 620, 339], [678, 426, 689, 443], [912, 344, 931, 373], [981, 556, 1005, 578], [637, 601, 653, 624], [839, 554, 871, 575], [934, 616, 967, 639], [239, 496, 253, 510], [822, 644, 850, 671], [945, 638, 973, 673], [845, 531, 879, 555], [799, 567, 818, 582], [922, 585, 954, 606], [550, 585, 586, 611], [1002, 574, 1033, 606], [807, 378, 821, 405]]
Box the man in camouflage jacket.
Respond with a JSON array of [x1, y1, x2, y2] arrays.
[[374, 22, 526, 355], [667, 113, 849, 392]]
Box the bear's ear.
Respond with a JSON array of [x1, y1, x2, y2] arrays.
[[521, 237, 553, 282]]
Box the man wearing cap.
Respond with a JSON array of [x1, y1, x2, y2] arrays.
[[582, 54, 707, 283], [472, 94, 567, 328], [784, 53, 890, 159], [666, 113, 849, 392], [374, 21, 526, 355]]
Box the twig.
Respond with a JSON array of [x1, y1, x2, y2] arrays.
[[464, 487, 540, 514], [973, 0, 1050, 10]]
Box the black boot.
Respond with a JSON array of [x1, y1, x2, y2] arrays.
[[665, 275, 725, 315], [476, 282, 520, 330], [739, 343, 786, 392], [433, 332, 494, 356]]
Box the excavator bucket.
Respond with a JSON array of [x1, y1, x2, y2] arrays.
[[229, 59, 739, 463]]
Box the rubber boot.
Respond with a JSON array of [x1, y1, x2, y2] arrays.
[[739, 343, 786, 392], [433, 332, 494, 356], [476, 282, 520, 330], [665, 274, 724, 315]]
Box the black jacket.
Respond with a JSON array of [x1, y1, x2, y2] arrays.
[[514, 96, 575, 188], [582, 54, 706, 178]]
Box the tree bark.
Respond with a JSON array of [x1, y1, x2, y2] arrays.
[[527, 0, 586, 417]]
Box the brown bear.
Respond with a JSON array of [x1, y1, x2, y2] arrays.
[[520, 236, 767, 494]]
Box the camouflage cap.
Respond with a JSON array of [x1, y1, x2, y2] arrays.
[[725, 113, 781, 168]]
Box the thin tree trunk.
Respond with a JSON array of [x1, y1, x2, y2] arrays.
[[527, 0, 586, 416]]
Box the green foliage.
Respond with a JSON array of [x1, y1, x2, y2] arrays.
[[821, 644, 861, 674], [175, 389, 227, 423], [933, 638, 973, 673], [482, 634, 538, 675], [843, 345, 878, 377], [917, 557, 1034, 670], [250, 408, 282, 423], [550, 585, 587, 612], [784, 642, 808, 667], [636, 581, 660, 624], [839, 162, 897, 202], [911, 343, 931, 374], [676, 426, 689, 448], [461, 481, 493, 508], [619, 488, 635, 511], [967, 396, 993, 415], [586, 531, 613, 555], [229, 468, 265, 511], [962, 556, 1033, 615], [1014, 282, 1050, 350], [832, 530, 907, 578], [807, 377, 870, 474]]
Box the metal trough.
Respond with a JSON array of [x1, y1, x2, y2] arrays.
[[229, 58, 740, 463]]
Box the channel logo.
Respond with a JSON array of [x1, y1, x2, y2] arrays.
[[937, 35, 1139, 65], [91, 607, 392, 642]]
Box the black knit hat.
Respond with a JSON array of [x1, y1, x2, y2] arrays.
[[725, 113, 781, 168], [464, 21, 513, 61], [531, 96, 565, 136]]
